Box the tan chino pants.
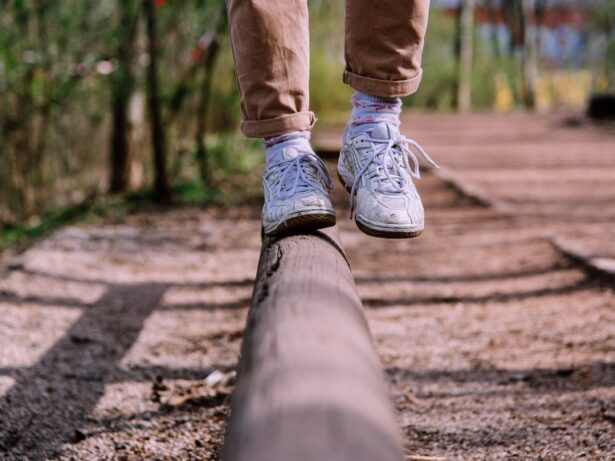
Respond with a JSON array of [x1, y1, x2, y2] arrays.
[[227, 0, 430, 138]]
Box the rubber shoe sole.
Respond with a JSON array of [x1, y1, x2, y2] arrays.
[[337, 168, 423, 239], [264, 209, 336, 237]]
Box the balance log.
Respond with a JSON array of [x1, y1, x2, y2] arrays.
[[222, 227, 404, 461]]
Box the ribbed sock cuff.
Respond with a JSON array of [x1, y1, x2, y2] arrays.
[[264, 131, 312, 163], [348, 91, 402, 134], [354, 91, 400, 105]]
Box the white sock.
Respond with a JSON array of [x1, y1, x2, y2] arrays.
[[346, 91, 402, 139], [263, 131, 313, 163]]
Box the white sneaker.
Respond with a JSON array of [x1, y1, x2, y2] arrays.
[[337, 123, 439, 238], [262, 147, 335, 236]]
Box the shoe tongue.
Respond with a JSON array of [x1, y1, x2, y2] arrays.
[[281, 146, 303, 161], [266, 137, 312, 163], [370, 122, 398, 140]]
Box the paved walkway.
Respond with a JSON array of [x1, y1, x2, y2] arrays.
[[1, 113, 614, 460]]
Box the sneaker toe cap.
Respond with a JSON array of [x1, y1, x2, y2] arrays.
[[357, 192, 424, 226], [297, 194, 332, 210], [263, 193, 333, 223]]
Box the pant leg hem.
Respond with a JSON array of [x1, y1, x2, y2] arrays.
[[240, 111, 316, 138], [343, 70, 423, 98]]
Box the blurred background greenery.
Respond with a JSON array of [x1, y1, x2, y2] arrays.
[[0, 0, 614, 245]]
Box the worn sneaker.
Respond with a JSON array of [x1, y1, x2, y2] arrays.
[[337, 122, 439, 238], [262, 146, 335, 236]]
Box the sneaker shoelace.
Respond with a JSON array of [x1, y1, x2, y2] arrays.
[[349, 135, 439, 218], [266, 152, 333, 200]]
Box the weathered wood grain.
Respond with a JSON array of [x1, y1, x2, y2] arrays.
[[222, 227, 403, 461]]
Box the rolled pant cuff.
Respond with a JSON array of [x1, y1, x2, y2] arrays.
[[240, 111, 316, 138], [343, 69, 423, 98]]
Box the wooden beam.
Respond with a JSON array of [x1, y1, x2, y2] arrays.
[[222, 227, 404, 461]]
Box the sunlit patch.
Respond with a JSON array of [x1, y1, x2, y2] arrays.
[[367, 289, 615, 373], [0, 303, 82, 367], [121, 309, 246, 370], [0, 376, 16, 398], [23, 247, 259, 285], [356, 269, 584, 305], [93, 381, 157, 418], [161, 285, 252, 308], [0, 271, 106, 306]]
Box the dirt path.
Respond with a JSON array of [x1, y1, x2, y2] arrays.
[[1, 113, 614, 460]]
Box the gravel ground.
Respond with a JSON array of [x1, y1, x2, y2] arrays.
[[1, 113, 614, 460]]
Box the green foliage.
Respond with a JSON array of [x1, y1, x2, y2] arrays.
[[206, 37, 243, 132], [590, 0, 615, 91], [172, 180, 222, 205], [309, 48, 353, 124], [0, 197, 95, 249], [0, 0, 237, 227], [204, 133, 263, 174], [405, 10, 459, 110], [1, 0, 613, 241], [308, 0, 352, 123], [0, 0, 114, 222]]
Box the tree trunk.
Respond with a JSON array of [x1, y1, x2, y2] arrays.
[[109, 0, 137, 194], [194, 36, 220, 187], [109, 90, 131, 193], [521, 0, 539, 108], [457, 0, 475, 112], [485, 0, 500, 59], [143, 0, 171, 202], [194, 7, 227, 188]]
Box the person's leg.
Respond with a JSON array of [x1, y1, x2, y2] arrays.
[[227, 0, 315, 138], [343, 0, 430, 98], [227, 0, 335, 236], [338, 0, 438, 239]]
